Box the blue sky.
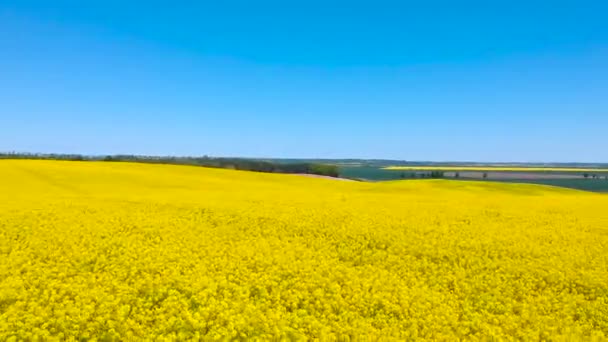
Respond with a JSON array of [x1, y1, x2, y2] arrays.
[[1, 1, 607, 162]]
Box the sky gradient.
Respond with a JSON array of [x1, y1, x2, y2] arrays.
[[1, 1, 607, 162]]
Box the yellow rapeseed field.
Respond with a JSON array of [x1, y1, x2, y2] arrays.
[[384, 166, 608, 173], [1, 160, 607, 341]]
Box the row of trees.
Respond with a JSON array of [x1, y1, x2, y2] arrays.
[[399, 171, 446, 179], [400, 171, 490, 179], [583, 173, 608, 180], [402, 170, 606, 181], [0, 153, 340, 178]]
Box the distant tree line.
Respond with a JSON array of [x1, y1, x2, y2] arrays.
[[583, 173, 607, 180], [399, 171, 445, 179], [0, 152, 340, 178]]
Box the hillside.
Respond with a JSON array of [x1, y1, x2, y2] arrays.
[[1, 160, 607, 340]]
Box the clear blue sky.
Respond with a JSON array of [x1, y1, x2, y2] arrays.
[[1, 1, 607, 162]]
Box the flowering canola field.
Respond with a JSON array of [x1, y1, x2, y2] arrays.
[[1, 160, 607, 341]]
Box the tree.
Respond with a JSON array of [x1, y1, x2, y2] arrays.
[[455, 172, 460, 178], [308, 164, 339, 177], [430, 171, 444, 178], [584, 173, 589, 179], [483, 172, 488, 179]]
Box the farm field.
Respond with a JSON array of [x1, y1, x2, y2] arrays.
[[1, 160, 608, 340], [384, 166, 608, 173], [339, 165, 608, 192]]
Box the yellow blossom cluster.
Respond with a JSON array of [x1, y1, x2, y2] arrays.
[[1, 160, 607, 340]]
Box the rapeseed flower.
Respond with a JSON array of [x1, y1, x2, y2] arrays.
[[0, 160, 607, 340]]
